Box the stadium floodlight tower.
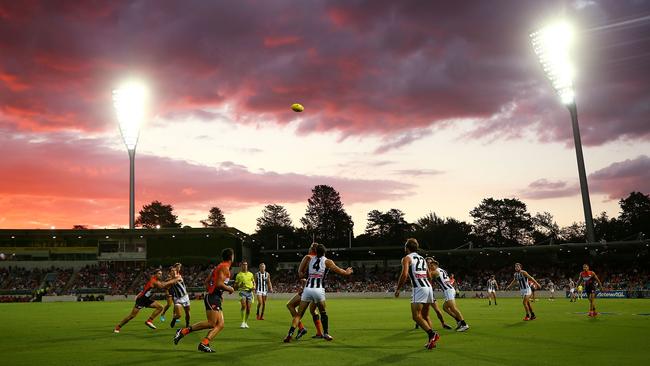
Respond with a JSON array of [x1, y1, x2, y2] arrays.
[[531, 21, 595, 243], [113, 81, 149, 230]]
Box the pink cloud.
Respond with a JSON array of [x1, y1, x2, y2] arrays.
[[0, 132, 414, 228]]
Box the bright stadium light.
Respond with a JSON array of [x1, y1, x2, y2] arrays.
[[530, 21, 575, 104], [530, 21, 595, 243], [113, 80, 149, 230]]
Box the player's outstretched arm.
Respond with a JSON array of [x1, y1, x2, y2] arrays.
[[157, 275, 181, 289], [523, 271, 541, 289], [505, 277, 516, 290], [395, 256, 410, 297], [325, 259, 353, 276]]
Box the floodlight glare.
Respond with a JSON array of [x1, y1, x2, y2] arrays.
[[113, 81, 149, 150], [530, 21, 575, 104], [113, 80, 149, 230]]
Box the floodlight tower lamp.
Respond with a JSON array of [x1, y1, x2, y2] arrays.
[[112, 80, 149, 230]]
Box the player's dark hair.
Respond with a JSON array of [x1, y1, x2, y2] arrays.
[[316, 244, 326, 258], [222, 248, 234, 261], [405, 238, 419, 253]]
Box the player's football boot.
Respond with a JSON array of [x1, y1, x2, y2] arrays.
[[457, 324, 470, 332], [425, 332, 440, 349], [283, 335, 292, 343], [523, 316, 530, 321], [113, 326, 121, 333], [530, 315, 537, 320], [160, 315, 166, 322], [145, 320, 157, 329], [323, 333, 334, 341], [198, 343, 214, 353], [173, 329, 184, 345], [312, 334, 324, 339], [295, 328, 308, 340], [442, 324, 452, 330]]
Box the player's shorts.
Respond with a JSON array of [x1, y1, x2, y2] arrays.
[[135, 295, 154, 309], [174, 295, 191, 307], [520, 287, 532, 297], [442, 288, 456, 302], [550, 289, 555, 293], [204, 291, 223, 311], [301, 287, 326, 303], [239, 291, 254, 302], [487, 289, 496, 294], [256, 290, 267, 297], [411, 286, 435, 304], [585, 284, 595, 295], [570, 288, 575, 293]]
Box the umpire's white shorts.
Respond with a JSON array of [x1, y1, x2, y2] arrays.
[[521, 288, 532, 297], [301, 287, 326, 303], [442, 288, 456, 302], [412, 287, 435, 304], [174, 295, 191, 307]]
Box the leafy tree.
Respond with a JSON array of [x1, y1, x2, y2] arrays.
[[413, 212, 472, 250], [135, 200, 181, 228], [619, 191, 650, 238], [469, 198, 533, 246], [301, 185, 354, 245], [531, 212, 560, 244], [72, 225, 88, 230], [365, 209, 411, 239], [256, 204, 293, 231], [560, 222, 585, 243], [594, 212, 625, 242], [201, 206, 227, 228]]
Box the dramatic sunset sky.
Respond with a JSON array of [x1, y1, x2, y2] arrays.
[[1, 0, 649, 233]]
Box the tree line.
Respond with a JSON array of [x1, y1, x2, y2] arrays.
[[126, 186, 650, 250]]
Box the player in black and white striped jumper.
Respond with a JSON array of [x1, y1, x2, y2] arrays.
[[427, 259, 469, 332], [283, 243, 353, 343], [169, 263, 191, 328], [255, 263, 273, 320], [487, 275, 499, 306], [505, 263, 541, 321], [395, 238, 440, 350]]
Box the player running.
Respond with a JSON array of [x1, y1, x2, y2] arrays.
[[286, 243, 324, 339], [568, 278, 577, 302], [160, 267, 175, 323], [395, 238, 441, 350], [234, 260, 255, 328], [576, 264, 603, 317], [173, 248, 235, 353], [427, 259, 469, 332], [505, 263, 541, 321], [283, 243, 353, 343], [114, 268, 180, 333], [255, 263, 273, 320], [169, 263, 191, 328], [487, 275, 498, 305]]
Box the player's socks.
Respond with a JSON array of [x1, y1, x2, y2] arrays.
[[201, 338, 209, 345], [181, 326, 191, 335], [313, 314, 323, 335], [320, 312, 329, 335], [171, 318, 178, 328], [241, 309, 245, 323]]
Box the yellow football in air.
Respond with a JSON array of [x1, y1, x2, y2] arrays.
[[291, 103, 304, 112]]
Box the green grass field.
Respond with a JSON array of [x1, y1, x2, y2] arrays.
[[1, 297, 649, 365]]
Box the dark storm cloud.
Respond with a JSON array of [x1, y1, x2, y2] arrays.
[[0, 0, 648, 147]]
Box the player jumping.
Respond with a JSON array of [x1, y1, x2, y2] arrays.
[[286, 243, 324, 339], [577, 264, 603, 317], [114, 268, 180, 333], [505, 263, 541, 321], [173, 248, 235, 353], [395, 238, 441, 350], [284, 243, 353, 343]]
